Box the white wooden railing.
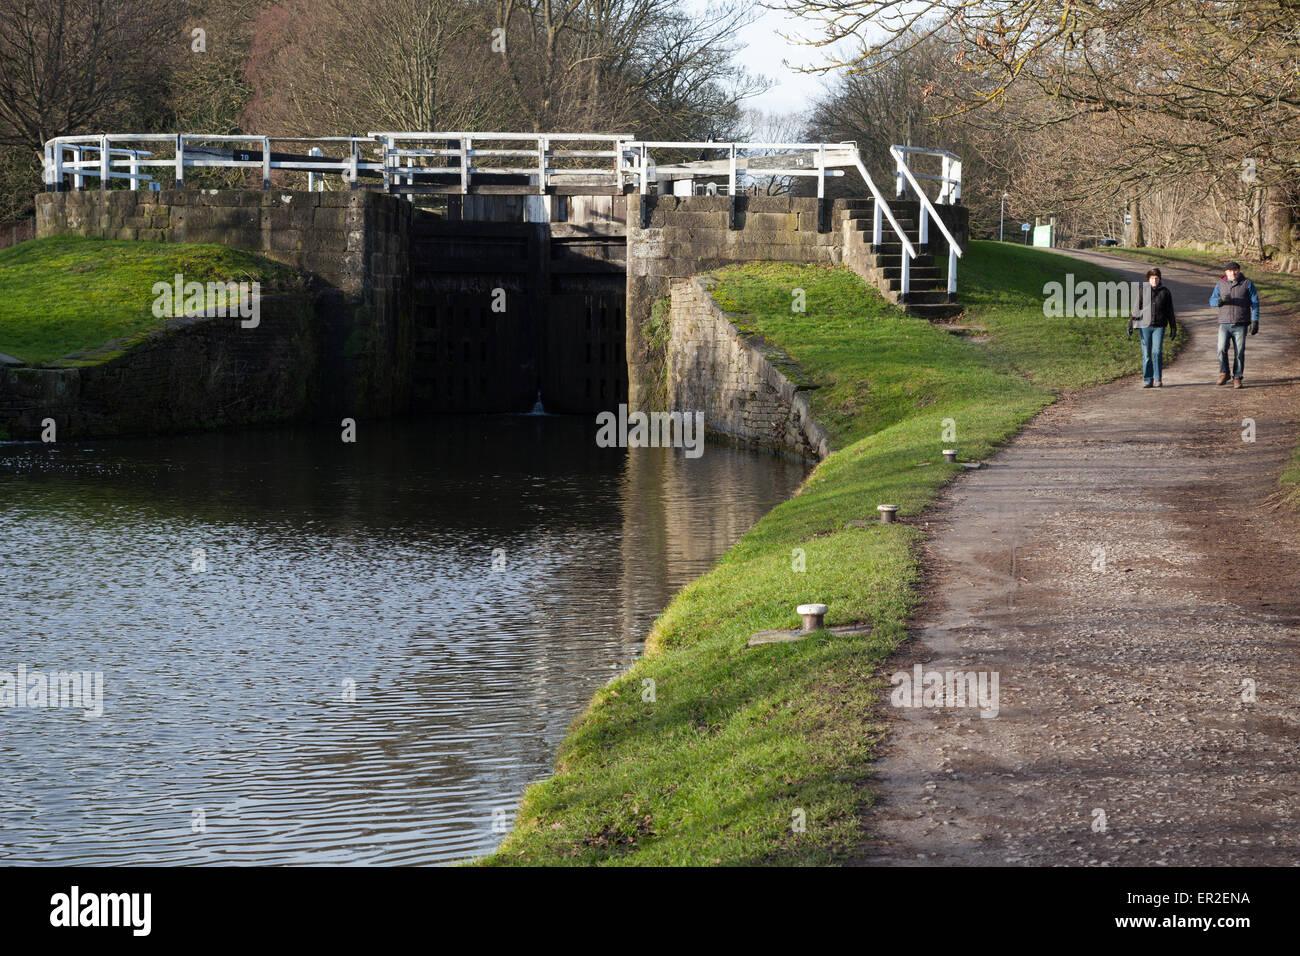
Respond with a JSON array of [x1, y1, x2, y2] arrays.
[[893, 146, 962, 206], [891, 145, 964, 298], [41, 131, 963, 298], [45, 134, 381, 190], [371, 132, 633, 196]]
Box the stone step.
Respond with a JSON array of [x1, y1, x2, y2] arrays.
[[876, 265, 942, 280], [869, 239, 928, 251], [902, 289, 954, 304], [847, 217, 917, 234], [867, 252, 937, 269], [837, 202, 967, 328], [905, 302, 965, 321], [883, 273, 946, 287]]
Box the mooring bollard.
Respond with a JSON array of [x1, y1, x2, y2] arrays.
[[796, 603, 828, 633], [943, 449, 957, 463], [878, 504, 899, 524]]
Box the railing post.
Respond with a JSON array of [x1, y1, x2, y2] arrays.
[[895, 151, 905, 199], [308, 146, 322, 191], [382, 135, 393, 193], [919, 203, 929, 249], [948, 245, 958, 301], [99, 135, 109, 190], [129, 151, 139, 191], [537, 136, 547, 195], [901, 245, 911, 301], [50, 141, 64, 192], [872, 200, 882, 250], [951, 159, 963, 205], [816, 143, 827, 232], [175, 135, 184, 189], [461, 136, 471, 195], [349, 138, 359, 189], [72, 146, 84, 190], [262, 136, 271, 189], [728, 144, 737, 230], [639, 146, 650, 229]]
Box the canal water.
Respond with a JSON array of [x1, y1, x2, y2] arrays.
[[0, 416, 808, 864]]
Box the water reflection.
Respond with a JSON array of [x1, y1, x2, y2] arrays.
[[0, 416, 808, 864]]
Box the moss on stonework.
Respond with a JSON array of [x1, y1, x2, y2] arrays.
[[643, 295, 672, 411]]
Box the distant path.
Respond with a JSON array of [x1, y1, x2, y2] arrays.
[[857, 249, 1300, 865]]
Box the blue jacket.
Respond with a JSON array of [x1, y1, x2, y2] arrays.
[[1210, 275, 1260, 325]]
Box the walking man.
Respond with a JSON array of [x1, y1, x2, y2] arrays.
[[1210, 261, 1260, 388]]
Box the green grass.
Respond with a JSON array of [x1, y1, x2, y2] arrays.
[[483, 241, 1143, 865], [0, 236, 300, 366]]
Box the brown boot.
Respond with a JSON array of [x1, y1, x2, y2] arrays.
[[1217, 372, 1230, 385], [1234, 378, 1244, 389]]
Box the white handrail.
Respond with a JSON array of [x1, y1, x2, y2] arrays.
[[891, 145, 962, 298], [893, 145, 962, 207], [849, 149, 917, 260], [890, 145, 963, 257]]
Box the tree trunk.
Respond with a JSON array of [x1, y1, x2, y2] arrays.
[[1124, 193, 1145, 247], [1264, 181, 1298, 254]]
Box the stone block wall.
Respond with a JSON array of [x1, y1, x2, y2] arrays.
[[35, 189, 411, 418], [0, 294, 320, 440], [668, 276, 829, 462], [627, 195, 844, 410]]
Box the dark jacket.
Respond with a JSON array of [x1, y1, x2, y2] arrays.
[[1130, 282, 1176, 329], [1210, 274, 1260, 326]]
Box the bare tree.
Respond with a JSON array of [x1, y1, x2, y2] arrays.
[[737, 108, 808, 195], [777, 0, 1300, 253], [245, 0, 503, 136], [0, 0, 187, 152], [494, 0, 766, 135]]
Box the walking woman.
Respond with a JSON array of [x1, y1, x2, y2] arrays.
[[1128, 267, 1178, 387]]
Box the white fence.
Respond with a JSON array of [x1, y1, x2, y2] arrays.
[[891, 146, 964, 298], [41, 131, 963, 298]]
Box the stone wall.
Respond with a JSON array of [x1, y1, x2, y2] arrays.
[[35, 189, 411, 418], [0, 294, 320, 440], [627, 195, 844, 410], [668, 276, 829, 462], [32, 190, 628, 418], [629, 195, 970, 412]]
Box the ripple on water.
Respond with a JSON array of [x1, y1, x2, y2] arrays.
[[0, 417, 809, 864]]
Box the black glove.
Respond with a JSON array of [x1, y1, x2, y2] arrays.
[[1250, 320, 1259, 335]]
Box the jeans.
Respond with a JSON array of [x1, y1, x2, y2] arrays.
[[1218, 323, 1247, 379], [1139, 325, 1165, 384]]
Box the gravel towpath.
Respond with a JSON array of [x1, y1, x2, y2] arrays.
[[857, 250, 1300, 866]]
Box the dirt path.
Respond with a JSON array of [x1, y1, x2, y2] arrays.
[[857, 249, 1300, 866]]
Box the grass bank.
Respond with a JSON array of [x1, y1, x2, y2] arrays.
[[1109, 246, 1300, 508], [483, 241, 1142, 865], [0, 236, 299, 366]]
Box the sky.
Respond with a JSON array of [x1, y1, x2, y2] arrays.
[[681, 2, 869, 116]]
